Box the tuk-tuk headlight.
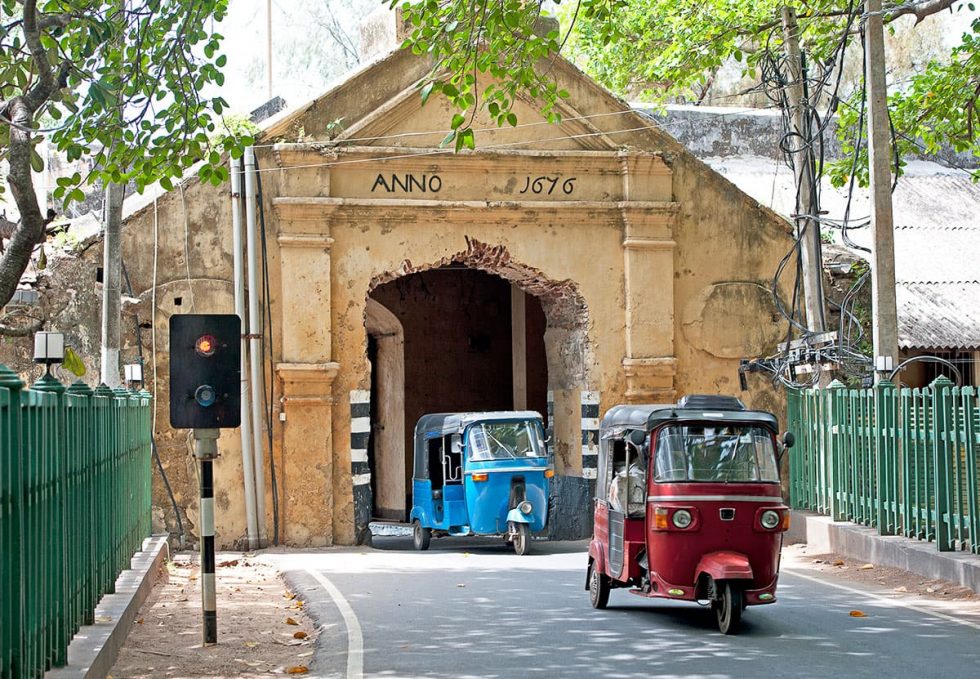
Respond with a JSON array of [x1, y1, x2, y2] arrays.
[[671, 509, 693, 529], [760, 510, 781, 530], [518, 501, 533, 515]]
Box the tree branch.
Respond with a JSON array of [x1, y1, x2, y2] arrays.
[[0, 316, 44, 337], [883, 0, 958, 24]]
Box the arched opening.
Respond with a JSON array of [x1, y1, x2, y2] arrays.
[[360, 241, 591, 533]]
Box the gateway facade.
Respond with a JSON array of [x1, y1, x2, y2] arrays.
[[100, 35, 796, 546]]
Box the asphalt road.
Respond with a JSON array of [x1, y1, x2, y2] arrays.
[[270, 538, 980, 679]]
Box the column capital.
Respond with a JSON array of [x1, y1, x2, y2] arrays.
[[277, 362, 340, 404], [622, 356, 677, 403]]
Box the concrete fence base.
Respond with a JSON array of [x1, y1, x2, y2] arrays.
[[46, 535, 170, 679], [787, 511, 980, 594]]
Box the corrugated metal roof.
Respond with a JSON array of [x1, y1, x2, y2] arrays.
[[897, 282, 980, 351], [894, 223, 980, 350]]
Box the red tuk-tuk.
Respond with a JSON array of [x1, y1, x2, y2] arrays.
[[586, 395, 794, 634]]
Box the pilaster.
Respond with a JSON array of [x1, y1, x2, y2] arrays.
[[276, 362, 340, 546]]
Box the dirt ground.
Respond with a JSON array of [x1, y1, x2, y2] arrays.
[[109, 552, 319, 678], [782, 543, 978, 601]]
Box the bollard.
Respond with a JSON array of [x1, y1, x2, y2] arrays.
[[193, 428, 220, 645]]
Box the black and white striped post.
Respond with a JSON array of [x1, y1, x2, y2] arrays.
[[193, 428, 220, 645]]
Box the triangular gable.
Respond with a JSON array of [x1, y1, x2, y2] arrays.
[[334, 80, 618, 151]]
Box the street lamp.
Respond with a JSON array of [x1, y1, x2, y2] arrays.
[[33, 331, 65, 375], [124, 362, 144, 389]]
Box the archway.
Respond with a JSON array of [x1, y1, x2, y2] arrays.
[[361, 240, 591, 532]]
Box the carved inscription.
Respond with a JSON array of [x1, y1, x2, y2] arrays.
[[371, 173, 443, 193], [519, 175, 576, 195]]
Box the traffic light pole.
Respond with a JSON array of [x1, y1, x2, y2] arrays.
[[194, 428, 220, 645]]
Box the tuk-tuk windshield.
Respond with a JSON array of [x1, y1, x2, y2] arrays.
[[654, 424, 779, 483], [468, 421, 545, 460]]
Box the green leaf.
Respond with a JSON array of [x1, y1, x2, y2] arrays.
[[63, 348, 86, 377], [420, 81, 435, 105], [30, 149, 44, 173], [451, 113, 466, 130]]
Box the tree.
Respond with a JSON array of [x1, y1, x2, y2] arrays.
[[398, 0, 979, 179], [0, 0, 247, 327]]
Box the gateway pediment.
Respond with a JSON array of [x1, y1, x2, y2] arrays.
[[334, 81, 618, 152]]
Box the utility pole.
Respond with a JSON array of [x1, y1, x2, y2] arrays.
[[100, 180, 123, 388], [781, 6, 827, 336], [864, 0, 899, 380], [266, 0, 273, 99]]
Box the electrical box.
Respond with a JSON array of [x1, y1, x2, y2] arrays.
[[169, 314, 241, 429]]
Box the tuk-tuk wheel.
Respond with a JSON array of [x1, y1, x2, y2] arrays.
[[588, 561, 610, 609], [413, 521, 431, 551], [714, 581, 743, 635], [512, 523, 531, 556]]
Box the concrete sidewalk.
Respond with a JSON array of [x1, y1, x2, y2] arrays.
[[46, 535, 169, 679], [788, 510, 980, 593]]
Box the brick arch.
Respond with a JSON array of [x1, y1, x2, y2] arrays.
[[367, 237, 593, 390]]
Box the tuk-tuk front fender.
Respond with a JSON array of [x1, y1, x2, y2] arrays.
[[410, 507, 428, 526], [696, 551, 754, 583], [506, 507, 533, 525]]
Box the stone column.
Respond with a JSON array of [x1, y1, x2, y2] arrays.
[[275, 202, 338, 545], [511, 284, 527, 410], [276, 362, 339, 546]]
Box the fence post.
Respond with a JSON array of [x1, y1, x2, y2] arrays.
[[786, 389, 800, 507], [31, 373, 70, 667], [962, 386, 978, 555], [66, 380, 95, 629], [875, 379, 897, 535], [824, 380, 845, 521], [0, 365, 25, 678], [931, 376, 955, 551]]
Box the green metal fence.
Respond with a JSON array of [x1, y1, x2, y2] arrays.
[[788, 376, 980, 555], [0, 365, 152, 679]]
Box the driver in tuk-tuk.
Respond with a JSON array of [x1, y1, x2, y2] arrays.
[[609, 438, 647, 517]]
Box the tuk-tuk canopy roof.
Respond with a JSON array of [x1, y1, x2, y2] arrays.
[[600, 395, 779, 434], [414, 411, 544, 441], [413, 411, 545, 480]]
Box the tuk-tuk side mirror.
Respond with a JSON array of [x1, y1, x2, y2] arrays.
[[781, 432, 796, 449], [628, 429, 646, 447], [451, 435, 463, 454]]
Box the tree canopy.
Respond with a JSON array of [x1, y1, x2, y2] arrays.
[[0, 0, 243, 318], [399, 0, 979, 181]]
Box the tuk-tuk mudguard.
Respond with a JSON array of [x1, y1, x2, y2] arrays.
[[696, 551, 754, 582], [505, 508, 532, 525]]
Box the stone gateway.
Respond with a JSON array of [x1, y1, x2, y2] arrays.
[[25, 27, 794, 548]]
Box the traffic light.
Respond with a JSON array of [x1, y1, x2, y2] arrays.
[[169, 314, 241, 429]]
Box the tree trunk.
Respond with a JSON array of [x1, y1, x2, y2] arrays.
[[0, 97, 45, 308]]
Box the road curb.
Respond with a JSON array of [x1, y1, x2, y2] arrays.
[[45, 535, 170, 679], [787, 510, 980, 593]]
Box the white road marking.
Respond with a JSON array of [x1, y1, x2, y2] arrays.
[[782, 567, 980, 631], [308, 569, 364, 679]]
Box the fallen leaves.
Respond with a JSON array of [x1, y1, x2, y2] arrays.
[[849, 610, 868, 617], [218, 559, 240, 568], [285, 617, 299, 626], [293, 631, 308, 640], [287, 666, 309, 674], [859, 564, 874, 571]]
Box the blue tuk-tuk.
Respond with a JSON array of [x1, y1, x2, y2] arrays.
[[410, 411, 552, 555]]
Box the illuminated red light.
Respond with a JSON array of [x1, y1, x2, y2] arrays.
[[195, 335, 217, 357]]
